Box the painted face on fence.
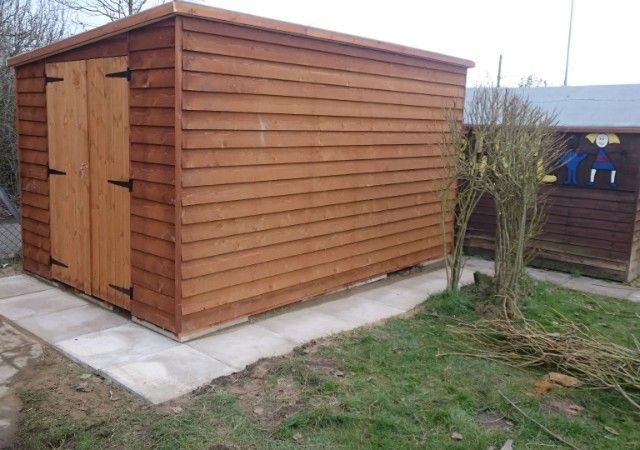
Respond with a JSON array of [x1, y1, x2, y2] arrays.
[[595, 133, 609, 148]]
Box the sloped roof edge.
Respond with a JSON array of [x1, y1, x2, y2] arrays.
[[465, 85, 640, 130], [7, 0, 474, 68]]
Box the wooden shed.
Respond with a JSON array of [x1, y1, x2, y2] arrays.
[[465, 85, 640, 282], [7, 1, 473, 339]]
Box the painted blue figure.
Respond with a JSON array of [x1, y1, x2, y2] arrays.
[[559, 149, 588, 185], [585, 133, 619, 189]]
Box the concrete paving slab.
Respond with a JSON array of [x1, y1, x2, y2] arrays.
[[464, 258, 495, 273], [103, 345, 235, 404], [527, 268, 573, 286], [0, 274, 51, 300], [187, 324, 296, 370], [392, 275, 448, 295], [311, 293, 405, 326], [255, 309, 353, 344], [563, 277, 636, 300], [0, 288, 85, 320], [359, 285, 427, 310], [56, 323, 179, 369], [16, 305, 128, 342]]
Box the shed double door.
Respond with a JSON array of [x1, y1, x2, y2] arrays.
[[45, 57, 131, 310]]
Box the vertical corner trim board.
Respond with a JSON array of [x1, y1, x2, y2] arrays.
[[128, 18, 178, 332]]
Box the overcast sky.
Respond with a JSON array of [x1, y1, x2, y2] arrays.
[[143, 0, 634, 88]]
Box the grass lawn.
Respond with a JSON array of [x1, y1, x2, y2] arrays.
[[15, 279, 640, 449]]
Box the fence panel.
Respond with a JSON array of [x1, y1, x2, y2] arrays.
[[0, 185, 21, 262]]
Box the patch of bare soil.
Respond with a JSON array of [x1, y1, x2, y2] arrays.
[[209, 342, 343, 427], [213, 360, 301, 427], [476, 410, 514, 431], [13, 347, 150, 434]]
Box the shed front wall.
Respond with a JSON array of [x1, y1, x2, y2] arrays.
[[15, 19, 179, 332], [466, 132, 640, 282], [177, 17, 467, 334]]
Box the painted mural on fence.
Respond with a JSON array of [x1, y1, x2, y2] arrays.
[[559, 133, 621, 189]]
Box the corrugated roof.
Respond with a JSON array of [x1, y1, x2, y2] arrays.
[[465, 85, 640, 131], [7, 0, 474, 68]]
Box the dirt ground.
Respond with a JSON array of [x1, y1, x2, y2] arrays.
[[2, 334, 342, 449], [0, 319, 42, 449]]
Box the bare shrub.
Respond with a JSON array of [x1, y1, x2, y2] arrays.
[[1, 0, 68, 200], [439, 109, 489, 292], [472, 88, 564, 317]]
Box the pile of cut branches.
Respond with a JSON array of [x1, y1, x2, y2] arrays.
[[441, 318, 640, 412]]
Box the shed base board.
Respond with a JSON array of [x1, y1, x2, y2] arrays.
[[172, 316, 249, 343]]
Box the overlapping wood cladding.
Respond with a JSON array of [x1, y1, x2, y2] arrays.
[[128, 18, 178, 332], [16, 61, 50, 278], [466, 133, 640, 281], [177, 17, 466, 334]]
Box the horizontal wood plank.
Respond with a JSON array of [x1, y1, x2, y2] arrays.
[[182, 236, 444, 312], [183, 201, 442, 259], [183, 91, 454, 120], [183, 52, 465, 98], [182, 191, 442, 241], [183, 217, 444, 281], [183, 72, 461, 108], [182, 111, 448, 133], [182, 18, 467, 75], [183, 158, 444, 186], [183, 178, 443, 223], [182, 31, 466, 86], [181, 247, 439, 333]]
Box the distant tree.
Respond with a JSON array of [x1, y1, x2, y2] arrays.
[[518, 75, 548, 88], [0, 0, 68, 200], [53, 0, 165, 22]]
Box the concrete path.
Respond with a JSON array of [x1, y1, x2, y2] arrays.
[[0, 267, 473, 404], [1, 258, 637, 406], [466, 257, 640, 302]]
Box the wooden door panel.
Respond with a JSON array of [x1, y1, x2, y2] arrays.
[[46, 60, 92, 292], [87, 57, 131, 310]]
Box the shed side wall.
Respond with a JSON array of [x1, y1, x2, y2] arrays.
[[177, 17, 465, 334], [466, 133, 640, 281], [16, 61, 50, 278]]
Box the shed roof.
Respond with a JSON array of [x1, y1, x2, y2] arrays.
[[465, 85, 640, 132], [7, 0, 474, 69]]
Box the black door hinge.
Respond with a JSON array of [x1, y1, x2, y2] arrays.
[[49, 256, 68, 268], [109, 283, 133, 299], [45, 76, 64, 84], [107, 178, 133, 192], [105, 68, 131, 81], [48, 167, 66, 176]]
